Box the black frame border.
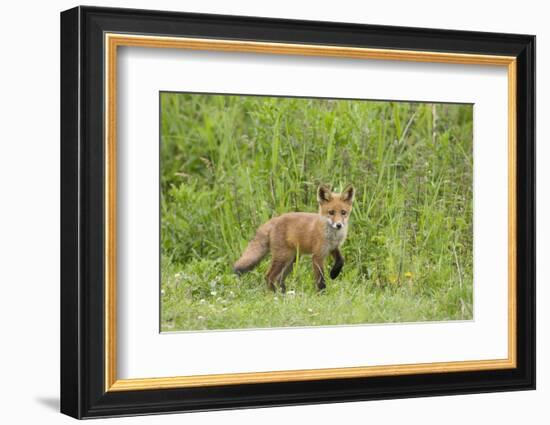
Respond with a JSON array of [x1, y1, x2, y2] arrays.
[[60, 5, 535, 419]]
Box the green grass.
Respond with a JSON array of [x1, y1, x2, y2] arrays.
[[160, 93, 473, 332]]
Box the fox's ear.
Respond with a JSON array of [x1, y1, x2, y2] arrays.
[[317, 184, 332, 204], [341, 184, 355, 204]]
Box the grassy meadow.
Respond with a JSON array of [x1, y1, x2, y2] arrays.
[[160, 92, 473, 332]]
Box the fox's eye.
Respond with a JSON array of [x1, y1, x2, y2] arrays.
[[341, 210, 347, 216], [328, 210, 335, 215]]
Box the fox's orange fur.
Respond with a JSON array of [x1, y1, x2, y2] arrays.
[[233, 184, 354, 292]]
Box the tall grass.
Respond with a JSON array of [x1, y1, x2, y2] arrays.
[[160, 93, 473, 331]]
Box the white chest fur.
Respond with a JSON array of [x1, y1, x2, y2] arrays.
[[324, 224, 348, 253]]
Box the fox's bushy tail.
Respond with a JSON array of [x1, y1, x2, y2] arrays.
[[233, 221, 272, 275]]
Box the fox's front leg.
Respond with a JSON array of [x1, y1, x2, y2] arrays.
[[329, 248, 344, 279], [312, 254, 326, 291]]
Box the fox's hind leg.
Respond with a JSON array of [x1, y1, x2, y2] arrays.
[[266, 253, 295, 293], [265, 261, 280, 292], [277, 257, 295, 293]]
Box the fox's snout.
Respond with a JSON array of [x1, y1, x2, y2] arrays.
[[328, 219, 344, 230]]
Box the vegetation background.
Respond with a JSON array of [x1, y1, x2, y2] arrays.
[[160, 92, 473, 332]]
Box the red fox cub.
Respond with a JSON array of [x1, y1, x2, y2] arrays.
[[233, 184, 354, 292]]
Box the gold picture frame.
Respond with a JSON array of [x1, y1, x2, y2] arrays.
[[105, 33, 517, 392]]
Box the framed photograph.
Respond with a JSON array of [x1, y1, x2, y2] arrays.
[[60, 6, 535, 419]]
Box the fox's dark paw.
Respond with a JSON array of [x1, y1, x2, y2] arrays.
[[330, 267, 342, 279]]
